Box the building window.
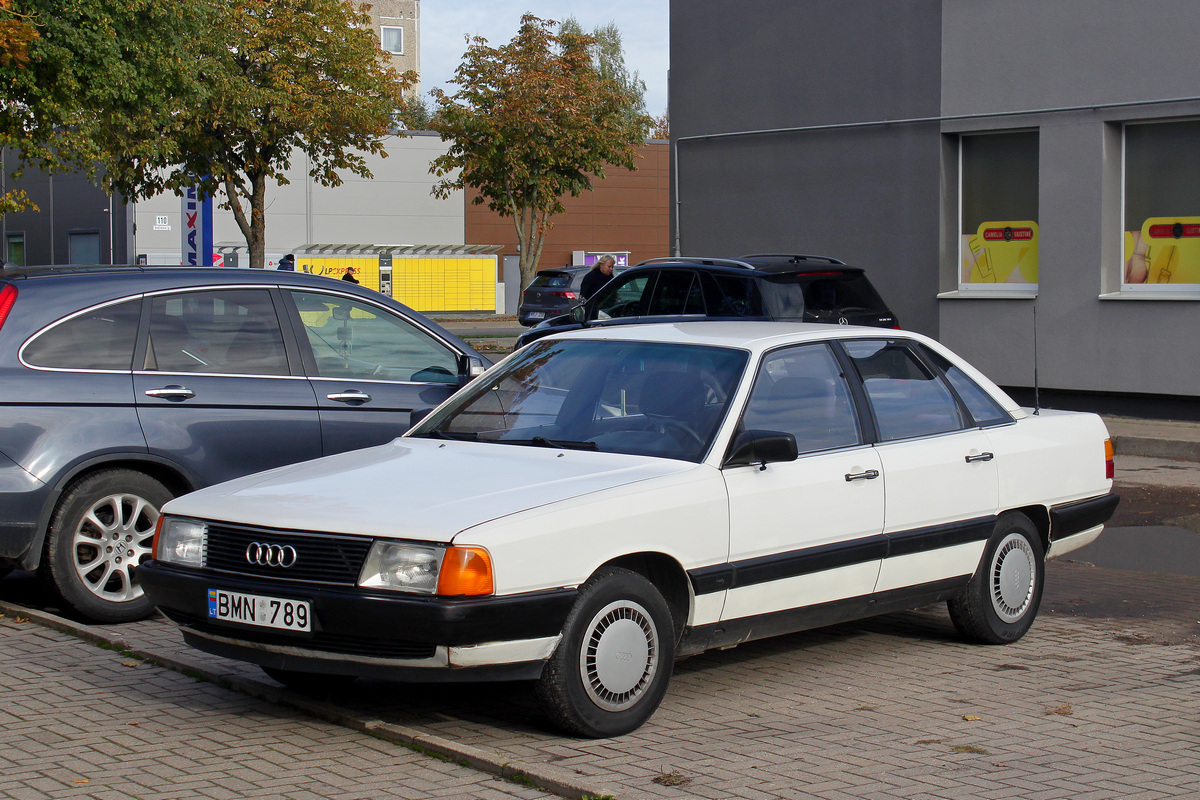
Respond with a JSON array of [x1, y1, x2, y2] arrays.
[[1123, 120, 1200, 288], [6, 233, 24, 266], [381, 26, 404, 54], [959, 131, 1039, 290]]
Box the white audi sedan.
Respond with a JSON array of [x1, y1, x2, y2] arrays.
[[140, 323, 1118, 738]]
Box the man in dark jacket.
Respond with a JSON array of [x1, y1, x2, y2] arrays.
[[580, 254, 616, 299]]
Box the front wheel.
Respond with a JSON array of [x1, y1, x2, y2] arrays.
[[39, 469, 172, 623], [948, 512, 1045, 644], [535, 567, 675, 738]]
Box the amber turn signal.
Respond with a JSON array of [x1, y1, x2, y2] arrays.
[[1104, 439, 1115, 480], [437, 546, 494, 596]]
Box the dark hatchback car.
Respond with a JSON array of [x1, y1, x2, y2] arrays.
[[516, 266, 624, 327], [515, 254, 899, 348], [0, 265, 489, 623]]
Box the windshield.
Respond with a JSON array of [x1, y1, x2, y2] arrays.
[[410, 339, 749, 462]]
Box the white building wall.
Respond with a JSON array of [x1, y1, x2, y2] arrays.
[[131, 133, 462, 265]]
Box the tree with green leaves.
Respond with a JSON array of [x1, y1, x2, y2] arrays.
[[430, 14, 653, 291], [559, 17, 647, 121], [1, 0, 410, 267]]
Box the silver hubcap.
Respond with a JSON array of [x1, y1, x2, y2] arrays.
[[579, 599, 659, 712], [71, 492, 159, 603], [990, 533, 1036, 623]]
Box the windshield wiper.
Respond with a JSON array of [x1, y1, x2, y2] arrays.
[[416, 429, 477, 441], [499, 436, 598, 451]]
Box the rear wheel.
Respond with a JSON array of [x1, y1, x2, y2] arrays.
[[39, 469, 172, 623], [536, 567, 675, 738], [948, 512, 1044, 644]]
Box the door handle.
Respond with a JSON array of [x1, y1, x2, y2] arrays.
[[965, 452, 995, 463], [327, 390, 372, 404], [144, 385, 195, 401], [844, 469, 880, 482]]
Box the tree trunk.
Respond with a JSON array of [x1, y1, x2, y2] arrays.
[[225, 172, 269, 269]]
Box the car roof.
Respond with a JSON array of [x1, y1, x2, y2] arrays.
[[627, 255, 867, 276], [0, 265, 484, 358], [544, 319, 909, 350]]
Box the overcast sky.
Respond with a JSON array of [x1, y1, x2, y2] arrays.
[[419, 1, 670, 117]]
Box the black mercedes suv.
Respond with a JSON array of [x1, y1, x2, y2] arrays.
[[515, 254, 899, 348]]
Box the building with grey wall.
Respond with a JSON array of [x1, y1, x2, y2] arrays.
[[671, 0, 1200, 411], [2, 133, 464, 268]]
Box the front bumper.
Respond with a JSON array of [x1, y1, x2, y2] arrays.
[[138, 560, 576, 681]]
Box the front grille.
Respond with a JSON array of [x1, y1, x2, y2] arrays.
[[162, 609, 438, 660], [205, 522, 373, 584]]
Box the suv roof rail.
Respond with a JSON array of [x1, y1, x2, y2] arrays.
[[740, 253, 847, 265], [634, 257, 757, 269]]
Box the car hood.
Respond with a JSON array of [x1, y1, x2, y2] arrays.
[[163, 437, 694, 542]]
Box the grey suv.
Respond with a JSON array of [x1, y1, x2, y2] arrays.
[[516, 254, 899, 348], [0, 266, 488, 622]]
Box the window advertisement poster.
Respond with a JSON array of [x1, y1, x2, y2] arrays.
[[961, 221, 1039, 285], [958, 131, 1039, 290], [1124, 218, 1200, 285], [1123, 121, 1200, 288]]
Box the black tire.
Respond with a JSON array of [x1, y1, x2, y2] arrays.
[[39, 469, 172, 624], [262, 667, 356, 693], [535, 567, 675, 738], [948, 512, 1045, 645]]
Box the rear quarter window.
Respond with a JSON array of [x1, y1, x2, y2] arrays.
[[23, 299, 141, 370]]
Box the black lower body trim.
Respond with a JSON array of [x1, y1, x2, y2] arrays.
[[138, 561, 577, 649], [180, 630, 547, 683], [1051, 492, 1119, 540], [678, 576, 969, 656]]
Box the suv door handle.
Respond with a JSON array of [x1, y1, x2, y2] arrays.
[[327, 390, 372, 404], [144, 385, 195, 401], [844, 469, 880, 482], [965, 452, 995, 463]]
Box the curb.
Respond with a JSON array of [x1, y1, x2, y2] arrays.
[[0, 600, 623, 800], [1111, 434, 1200, 464]]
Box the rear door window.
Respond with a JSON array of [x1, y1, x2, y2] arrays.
[[145, 290, 289, 376], [645, 270, 704, 315], [842, 339, 967, 441], [24, 299, 141, 370]]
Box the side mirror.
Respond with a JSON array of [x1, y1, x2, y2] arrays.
[[409, 407, 434, 428], [569, 303, 588, 324], [456, 354, 488, 386], [723, 429, 799, 470]]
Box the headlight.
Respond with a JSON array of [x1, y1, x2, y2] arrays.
[[155, 518, 207, 567], [359, 542, 443, 593], [358, 542, 494, 596]]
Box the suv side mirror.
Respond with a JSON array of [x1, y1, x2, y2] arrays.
[[569, 303, 588, 324], [723, 429, 798, 470], [456, 354, 487, 386]]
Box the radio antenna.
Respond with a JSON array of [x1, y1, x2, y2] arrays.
[[1032, 300, 1040, 415]]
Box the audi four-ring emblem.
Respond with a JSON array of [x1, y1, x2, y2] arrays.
[[246, 542, 298, 568]]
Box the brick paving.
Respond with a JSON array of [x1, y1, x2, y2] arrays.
[[1, 451, 1197, 799], [0, 613, 547, 800], [4, 559, 1197, 800]]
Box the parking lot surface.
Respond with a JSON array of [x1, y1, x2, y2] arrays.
[[2, 453, 1198, 800]]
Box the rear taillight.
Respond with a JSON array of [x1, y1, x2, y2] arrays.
[[1104, 439, 1115, 480], [0, 284, 16, 331], [547, 290, 579, 299]]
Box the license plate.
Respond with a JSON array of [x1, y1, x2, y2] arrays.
[[208, 589, 311, 631], [527, 311, 545, 319]]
